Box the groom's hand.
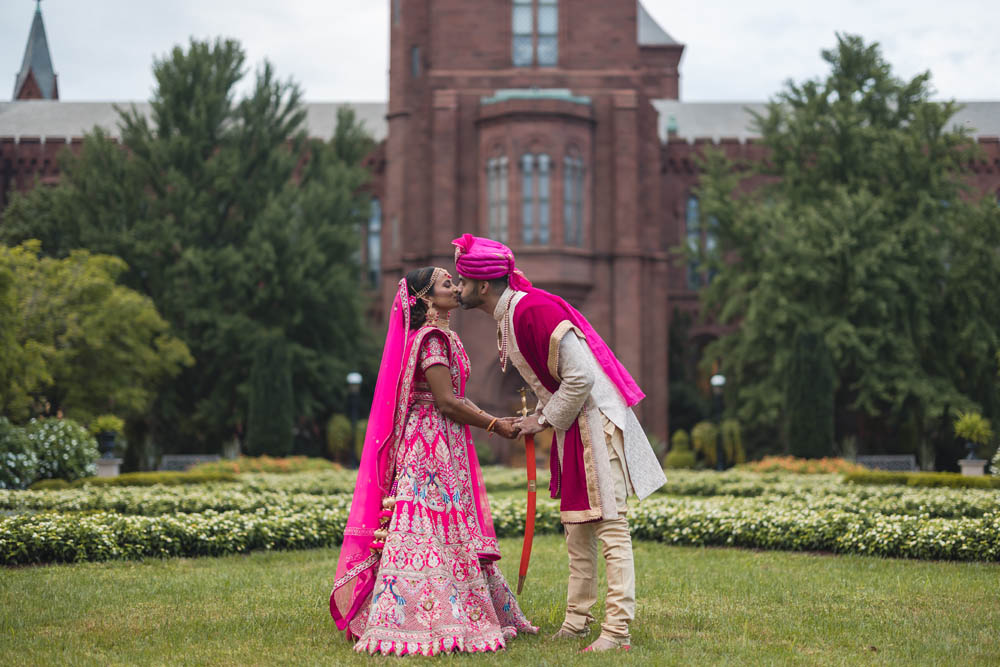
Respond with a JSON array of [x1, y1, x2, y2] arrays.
[[493, 417, 521, 440], [515, 414, 546, 436]]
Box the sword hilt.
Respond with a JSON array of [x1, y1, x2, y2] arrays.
[[519, 387, 529, 417]]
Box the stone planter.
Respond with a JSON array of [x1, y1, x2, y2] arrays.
[[96, 458, 122, 477], [959, 459, 987, 476]]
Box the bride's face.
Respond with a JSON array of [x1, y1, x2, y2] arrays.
[[426, 271, 461, 312]]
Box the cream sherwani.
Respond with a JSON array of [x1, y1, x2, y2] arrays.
[[495, 288, 665, 642]]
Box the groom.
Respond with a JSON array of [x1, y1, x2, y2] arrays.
[[452, 234, 665, 652]]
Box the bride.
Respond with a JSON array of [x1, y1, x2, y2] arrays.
[[330, 266, 537, 656]]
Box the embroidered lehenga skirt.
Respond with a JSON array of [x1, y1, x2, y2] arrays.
[[349, 332, 536, 655]]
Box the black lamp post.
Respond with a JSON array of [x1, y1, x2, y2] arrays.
[[346, 371, 362, 464], [711, 373, 726, 471]]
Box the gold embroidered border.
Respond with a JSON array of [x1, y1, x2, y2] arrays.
[[547, 320, 587, 381], [561, 507, 603, 523], [562, 404, 603, 524]]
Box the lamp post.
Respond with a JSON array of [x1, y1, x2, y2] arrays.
[[346, 372, 363, 465], [710, 373, 726, 471]]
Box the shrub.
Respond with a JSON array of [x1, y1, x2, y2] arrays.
[[326, 414, 353, 463], [0, 417, 39, 490], [786, 330, 836, 459], [721, 419, 746, 465], [188, 455, 339, 475], [664, 449, 696, 469], [89, 415, 125, 436], [353, 419, 367, 463], [31, 470, 236, 491], [24, 418, 98, 482], [664, 429, 696, 469], [245, 334, 294, 457], [844, 470, 1000, 490], [691, 421, 719, 468], [740, 456, 866, 475], [27, 478, 69, 490]]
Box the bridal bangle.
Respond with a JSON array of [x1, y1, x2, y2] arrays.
[[486, 417, 498, 433]]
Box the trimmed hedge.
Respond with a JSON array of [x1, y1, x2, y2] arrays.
[[3, 496, 998, 566], [188, 456, 340, 475], [28, 470, 237, 490], [844, 470, 1000, 489]]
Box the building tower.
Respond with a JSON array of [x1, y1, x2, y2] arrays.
[[382, 0, 684, 442], [14, 1, 59, 100]]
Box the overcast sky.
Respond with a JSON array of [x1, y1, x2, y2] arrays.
[[4, 0, 998, 103]]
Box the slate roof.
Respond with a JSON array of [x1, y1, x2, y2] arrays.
[[653, 99, 1000, 143], [2, 99, 997, 145], [638, 1, 680, 46], [0, 101, 388, 141]]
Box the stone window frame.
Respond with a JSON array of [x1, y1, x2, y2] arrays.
[[512, 0, 559, 68], [685, 193, 719, 290], [520, 150, 554, 245], [367, 197, 382, 288], [563, 145, 585, 247], [486, 146, 510, 243]]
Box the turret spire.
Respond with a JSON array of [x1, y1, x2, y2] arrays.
[[14, 0, 59, 100]]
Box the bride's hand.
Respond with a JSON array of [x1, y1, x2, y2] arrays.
[[493, 418, 521, 439]]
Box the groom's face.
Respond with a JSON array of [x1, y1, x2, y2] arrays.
[[457, 276, 486, 309]]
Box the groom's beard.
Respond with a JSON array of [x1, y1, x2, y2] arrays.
[[458, 292, 482, 309]]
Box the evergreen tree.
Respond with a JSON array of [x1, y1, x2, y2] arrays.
[[245, 332, 294, 457], [694, 34, 1000, 458], [1, 39, 377, 457], [786, 330, 835, 458]]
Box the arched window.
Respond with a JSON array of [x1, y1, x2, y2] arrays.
[[512, 0, 558, 67], [367, 198, 382, 287], [486, 154, 509, 243], [563, 152, 585, 246], [685, 195, 701, 289], [521, 152, 551, 244]]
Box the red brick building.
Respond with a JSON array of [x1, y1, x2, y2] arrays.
[[3, 2, 999, 446]]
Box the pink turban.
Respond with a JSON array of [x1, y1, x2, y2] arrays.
[[452, 234, 532, 289]]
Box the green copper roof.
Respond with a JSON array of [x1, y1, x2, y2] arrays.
[[481, 88, 591, 106]]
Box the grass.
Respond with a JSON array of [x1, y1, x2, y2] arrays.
[[2, 536, 998, 666]]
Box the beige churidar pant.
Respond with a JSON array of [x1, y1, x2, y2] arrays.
[[561, 415, 636, 641]]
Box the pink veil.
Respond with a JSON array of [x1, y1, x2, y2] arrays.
[[329, 279, 414, 633]]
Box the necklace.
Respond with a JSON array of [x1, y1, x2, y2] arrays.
[[496, 290, 517, 372]]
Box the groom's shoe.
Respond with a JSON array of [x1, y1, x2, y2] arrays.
[[581, 634, 631, 652], [550, 625, 589, 640]]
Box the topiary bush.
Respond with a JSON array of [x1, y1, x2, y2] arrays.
[[24, 417, 99, 482], [325, 414, 353, 463], [691, 421, 719, 468], [0, 417, 39, 489], [664, 429, 697, 469], [721, 419, 746, 465], [353, 419, 368, 463]]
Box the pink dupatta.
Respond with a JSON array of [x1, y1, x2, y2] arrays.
[[329, 279, 413, 632]]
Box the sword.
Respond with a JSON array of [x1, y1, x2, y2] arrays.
[[517, 387, 537, 595]]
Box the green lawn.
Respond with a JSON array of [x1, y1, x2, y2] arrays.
[[2, 535, 998, 666]]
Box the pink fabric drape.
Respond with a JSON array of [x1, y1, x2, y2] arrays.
[[330, 279, 412, 632]]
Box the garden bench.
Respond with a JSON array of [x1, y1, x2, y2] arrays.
[[158, 454, 221, 471], [855, 455, 918, 471]]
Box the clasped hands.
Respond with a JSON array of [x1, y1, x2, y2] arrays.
[[491, 413, 547, 439]]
